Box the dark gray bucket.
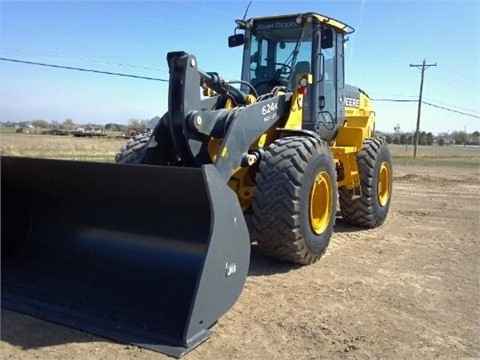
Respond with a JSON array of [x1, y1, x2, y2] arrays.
[[1, 156, 250, 357]]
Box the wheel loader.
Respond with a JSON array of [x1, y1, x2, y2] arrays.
[[1, 12, 392, 358]]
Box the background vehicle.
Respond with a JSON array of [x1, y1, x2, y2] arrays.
[[2, 12, 392, 358]]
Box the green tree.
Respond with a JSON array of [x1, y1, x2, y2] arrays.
[[105, 123, 117, 131], [32, 119, 49, 128], [418, 131, 427, 146], [459, 132, 468, 146], [63, 119, 75, 130], [438, 138, 445, 146], [426, 132, 434, 146], [105, 123, 128, 132], [128, 118, 147, 132], [407, 135, 414, 145], [472, 131, 480, 145], [451, 131, 467, 145]]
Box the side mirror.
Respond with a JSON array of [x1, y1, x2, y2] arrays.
[[228, 34, 245, 48]]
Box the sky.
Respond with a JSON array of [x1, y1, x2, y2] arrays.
[[0, 0, 479, 135]]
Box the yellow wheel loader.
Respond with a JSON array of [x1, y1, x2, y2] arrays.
[[2, 12, 392, 358]]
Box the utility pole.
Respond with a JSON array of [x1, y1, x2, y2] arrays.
[[410, 59, 437, 157]]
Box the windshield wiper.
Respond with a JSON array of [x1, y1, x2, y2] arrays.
[[286, 24, 307, 84], [270, 23, 307, 85]]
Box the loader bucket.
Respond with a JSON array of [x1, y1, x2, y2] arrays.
[[1, 156, 250, 358]]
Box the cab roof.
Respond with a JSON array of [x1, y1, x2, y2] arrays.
[[247, 12, 355, 34]]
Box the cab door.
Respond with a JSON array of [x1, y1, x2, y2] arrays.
[[314, 27, 345, 140]]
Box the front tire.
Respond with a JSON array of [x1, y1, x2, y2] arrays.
[[339, 138, 393, 227], [252, 136, 337, 265]]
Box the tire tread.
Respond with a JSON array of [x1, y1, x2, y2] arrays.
[[252, 136, 336, 265], [339, 138, 391, 227]]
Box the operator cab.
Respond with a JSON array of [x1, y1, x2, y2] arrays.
[[229, 13, 354, 140]]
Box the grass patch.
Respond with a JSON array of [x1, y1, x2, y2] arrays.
[[393, 156, 479, 168], [2, 132, 479, 168], [0, 132, 126, 162], [389, 144, 480, 168]]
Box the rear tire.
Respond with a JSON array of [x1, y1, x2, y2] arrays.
[[339, 138, 392, 227], [252, 136, 337, 265], [115, 115, 173, 165], [115, 133, 150, 164]]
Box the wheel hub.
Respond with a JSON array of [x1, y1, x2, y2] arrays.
[[309, 171, 332, 235], [377, 161, 391, 207]]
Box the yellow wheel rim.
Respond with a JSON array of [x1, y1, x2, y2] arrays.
[[309, 171, 332, 235], [377, 161, 392, 207]]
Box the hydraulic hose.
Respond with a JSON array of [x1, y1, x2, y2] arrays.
[[199, 69, 249, 105]]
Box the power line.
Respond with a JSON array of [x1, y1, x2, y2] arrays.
[[371, 98, 417, 103], [78, 1, 162, 24], [1, 47, 168, 72], [422, 101, 479, 119], [371, 97, 478, 119], [423, 97, 479, 114], [370, 92, 418, 98], [0, 57, 169, 82], [428, 74, 478, 93], [3, 56, 479, 120], [438, 64, 480, 84], [76, 1, 216, 37]]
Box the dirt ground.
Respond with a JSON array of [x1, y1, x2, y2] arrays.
[[1, 164, 479, 359]]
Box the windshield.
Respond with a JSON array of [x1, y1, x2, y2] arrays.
[[249, 20, 313, 92]]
